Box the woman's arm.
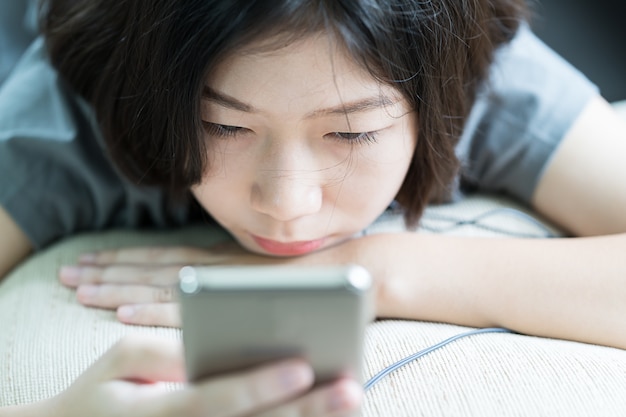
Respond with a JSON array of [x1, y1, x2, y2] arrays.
[[2, 402, 51, 417], [533, 95, 626, 236], [367, 231, 626, 349], [0, 205, 32, 279], [376, 94, 626, 348], [0, 335, 361, 417]]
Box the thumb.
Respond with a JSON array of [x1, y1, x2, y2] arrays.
[[88, 334, 187, 384]]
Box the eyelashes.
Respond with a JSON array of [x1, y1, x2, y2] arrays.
[[324, 131, 379, 145], [202, 122, 249, 138], [202, 122, 379, 145]]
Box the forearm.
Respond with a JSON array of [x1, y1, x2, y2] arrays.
[[365, 232, 626, 349], [0, 206, 32, 279], [1, 401, 54, 417]]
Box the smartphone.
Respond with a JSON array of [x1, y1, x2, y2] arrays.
[[178, 264, 373, 384]]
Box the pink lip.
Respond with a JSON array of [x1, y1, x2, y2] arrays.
[[252, 235, 325, 256]]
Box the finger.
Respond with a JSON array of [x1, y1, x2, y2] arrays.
[[278, 379, 363, 417], [167, 359, 314, 417], [77, 284, 176, 308], [117, 303, 181, 328], [87, 335, 186, 384], [77, 246, 229, 266], [256, 378, 362, 417], [60, 264, 182, 287]]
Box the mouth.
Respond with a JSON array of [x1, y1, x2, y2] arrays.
[[251, 235, 326, 256]]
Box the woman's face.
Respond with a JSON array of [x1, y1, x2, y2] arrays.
[[192, 34, 417, 256]]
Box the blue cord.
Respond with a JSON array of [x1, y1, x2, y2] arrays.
[[364, 327, 513, 392]]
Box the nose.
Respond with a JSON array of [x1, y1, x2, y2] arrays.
[[250, 170, 323, 222]]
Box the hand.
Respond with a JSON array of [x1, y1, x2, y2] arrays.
[[38, 335, 362, 417], [58, 241, 273, 327], [58, 236, 385, 327]]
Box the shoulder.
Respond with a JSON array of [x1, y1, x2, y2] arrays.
[[456, 24, 599, 204], [0, 39, 194, 249], [0, 37, 93, 144]]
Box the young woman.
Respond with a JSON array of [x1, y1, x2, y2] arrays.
[[2, 0, 626, 415]]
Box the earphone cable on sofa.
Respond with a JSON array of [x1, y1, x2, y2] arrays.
[[364, 327, 514, 392]]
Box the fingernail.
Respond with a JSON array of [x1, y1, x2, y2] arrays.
[[117, 305, 135, 319], [77, 285, 98, 300], [328, 381, 363, 412], [278, 361, 313, 390], [59, 266, 81, 286], [79, 253, 97, 264]]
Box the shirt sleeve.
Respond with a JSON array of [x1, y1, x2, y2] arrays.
[[456, 23, 599, 203], [0, 0, 38, 85], [0, 37, 191, 250]]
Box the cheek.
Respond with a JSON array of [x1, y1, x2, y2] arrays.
[[352, 133, 415, 194], [336, 145, 414, 218], [190, 145, 247, 220], [190, 179, 236, 225]]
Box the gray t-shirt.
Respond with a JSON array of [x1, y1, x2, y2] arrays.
[[0, 37, 192, 249], [0, 0, 38, 85], [0, 25, 598, 250], [457, 23, 598, 201]]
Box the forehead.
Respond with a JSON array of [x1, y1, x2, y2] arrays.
[[205, 34, 404, 114]]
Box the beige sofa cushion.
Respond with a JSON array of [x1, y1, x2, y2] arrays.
[[2, 103, 626, 415]]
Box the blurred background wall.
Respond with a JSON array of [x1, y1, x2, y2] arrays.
[[531, 0, 626, 102]]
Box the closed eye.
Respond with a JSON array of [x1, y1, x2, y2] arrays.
[[325, 131, 379, 145], [203, 122, 250, 138]]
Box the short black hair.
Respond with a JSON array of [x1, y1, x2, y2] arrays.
[[42, 0, 527, 227]]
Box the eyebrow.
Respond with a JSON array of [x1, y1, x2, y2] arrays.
[[203, 87, 253, 113], [202, 86, 398, 118]]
